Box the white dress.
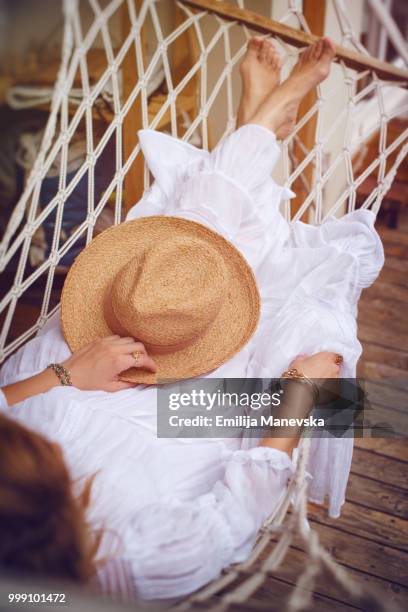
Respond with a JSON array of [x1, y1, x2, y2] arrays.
[[0, 125, 384, 600]]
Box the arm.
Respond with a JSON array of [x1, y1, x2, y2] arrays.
[[2, 369, 61, 407], [260, 351, 341, 455], [2, 335, 157, 407], [122, 445, 292, 600]]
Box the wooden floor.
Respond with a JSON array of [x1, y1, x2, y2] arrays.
[[234, 213, 408, 611]]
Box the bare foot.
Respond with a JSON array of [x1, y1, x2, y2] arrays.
[[237, 37, 281, 128], [249, 38, 336, 136]]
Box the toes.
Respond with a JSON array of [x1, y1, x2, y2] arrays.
[[299, 45, 310, 64], [258, 40, 268, 61], [306, 42, 317, 61], [242, 37, 261, 65], [268, 42, 281, 68], [258, 39, 281, 68], [321, 37, 336, 59], [248, 37, 262, 52], [297, 37, 335, 65], [312, 39, 323, 60], [274, 52, 282, 70]]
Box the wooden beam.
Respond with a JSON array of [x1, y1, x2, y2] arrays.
[[180, 0, 408, 84]]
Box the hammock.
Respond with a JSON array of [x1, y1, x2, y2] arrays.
[[1, 1, 407, 609]]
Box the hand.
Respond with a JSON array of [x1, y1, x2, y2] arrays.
[[288, 351, 341, 379], [63, 336, 157, 392]]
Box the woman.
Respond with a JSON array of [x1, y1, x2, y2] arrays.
[[0, 38, 383, 599]]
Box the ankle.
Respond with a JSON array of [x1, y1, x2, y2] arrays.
[[247, 109, 280, 133]]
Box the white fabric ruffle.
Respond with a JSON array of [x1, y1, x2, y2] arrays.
[[0, 124, 384, 596], [123, 446, 292, 599]]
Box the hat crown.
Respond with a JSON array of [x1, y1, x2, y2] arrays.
[[110, 237, 227, 352]]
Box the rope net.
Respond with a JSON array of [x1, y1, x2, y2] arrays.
[[0, 1, 407, 609]]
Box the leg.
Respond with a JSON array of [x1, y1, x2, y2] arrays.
[[237, 37, 281, 128], [247, 38, 336, 137]]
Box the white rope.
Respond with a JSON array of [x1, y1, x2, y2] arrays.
[[0, 1, 407, 607]]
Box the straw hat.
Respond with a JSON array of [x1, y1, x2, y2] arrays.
[[61, 216, 260, 384]]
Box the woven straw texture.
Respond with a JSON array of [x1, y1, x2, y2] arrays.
[[61, 216, 260, 384]]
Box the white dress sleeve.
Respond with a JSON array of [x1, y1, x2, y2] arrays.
[[122, 446, 293, 600]]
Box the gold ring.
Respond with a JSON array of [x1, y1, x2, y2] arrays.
[[335, 354, 343, 365], [132, 351, 143, 365]]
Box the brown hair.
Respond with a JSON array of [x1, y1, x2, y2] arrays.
[[0, 414, 101, 582]]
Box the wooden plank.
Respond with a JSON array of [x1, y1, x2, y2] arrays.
[[252, 546, 408, 610], [308, 501, 408, 552], [225, 594, 357, 612], [357, 405, 408, 438], [252, 547, 408, 611], [224, 574, 358, 611], [375, 264, 408, 288], [358, 322, 408, 353], [361, 360, 408, 380], [292, 521, 408, 585], [361, 343, 408, 372], [354, 437, 408, 462], [11, 49, 111, 87], [350, 447, 408, 490], [347, 472, 408, 518], [362, 379, 408, 413], [180, 0, 408, 83], [381, 260, 408, 284], [269, 583, 361, 610], [379, 225, 408, 247], [362, 280, 408, 306], [364, 291, 408, 323], [381, 254, 408, 274]]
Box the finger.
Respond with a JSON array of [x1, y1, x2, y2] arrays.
[[120, 353, 158, 373], [318, 351, 340, 361], [142, 354, 158, 373], [119, 341, 147, 353], [113, 336, 140, 345]]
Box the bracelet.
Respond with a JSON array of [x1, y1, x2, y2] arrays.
[[47, 363, 73, 386], [280, 368, 320, 402]]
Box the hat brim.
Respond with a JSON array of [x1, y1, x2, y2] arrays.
[[61, 216, 260, 384]]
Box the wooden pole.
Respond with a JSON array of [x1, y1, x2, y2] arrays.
[[180, 0, 408, 84], [122, 0, 146, 214], [291, 0, 326, 221]]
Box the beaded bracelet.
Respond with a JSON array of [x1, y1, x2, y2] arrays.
[[280, 367, 320, 403], [48, 363, 73, 386]]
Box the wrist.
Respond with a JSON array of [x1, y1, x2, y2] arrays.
[[280, 368, 319, 403], [39, 368, 62, 391], [2, 368, 60, 407], [48, 362, 73, 386], [61, 359, 84, 389]]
